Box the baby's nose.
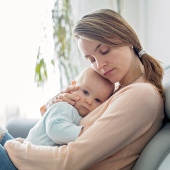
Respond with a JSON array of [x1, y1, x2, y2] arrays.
[[85, 98, 93, 105]]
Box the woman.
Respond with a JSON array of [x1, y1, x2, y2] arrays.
[[4, 9, 164, 170]]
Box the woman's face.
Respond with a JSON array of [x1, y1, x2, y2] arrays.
[[78, 38, 133, 84]]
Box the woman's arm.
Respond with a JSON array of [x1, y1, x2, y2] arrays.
[[4, 84, 164, 170]]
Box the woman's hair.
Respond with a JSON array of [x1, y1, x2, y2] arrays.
[[73, 9, 164, 99]]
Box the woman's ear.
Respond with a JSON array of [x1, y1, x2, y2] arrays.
[[71, 80, 76, 86], [127, 43, 133, 48]]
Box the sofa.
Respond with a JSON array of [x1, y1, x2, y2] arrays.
[[133, 65, 170, 170], [6, 65, 170, 169]]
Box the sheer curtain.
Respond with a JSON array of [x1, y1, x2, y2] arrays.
[[0, 0, 58, 127]]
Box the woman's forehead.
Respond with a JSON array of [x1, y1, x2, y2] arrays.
[[78, 38, 100, 50]]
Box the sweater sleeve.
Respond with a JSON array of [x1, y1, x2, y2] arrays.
[[4, 84, 164, 170]]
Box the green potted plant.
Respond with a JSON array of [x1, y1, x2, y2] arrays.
[[35, 0, 79, 89]]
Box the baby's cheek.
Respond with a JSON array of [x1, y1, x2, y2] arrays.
[[93, 104, 99, 110]]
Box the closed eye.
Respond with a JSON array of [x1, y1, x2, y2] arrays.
[[101, 49, 110, 55]]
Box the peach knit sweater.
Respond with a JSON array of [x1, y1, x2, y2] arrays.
[[5, 80, 164, 170]]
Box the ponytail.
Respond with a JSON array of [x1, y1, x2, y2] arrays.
[[137, 51, 164, 99]]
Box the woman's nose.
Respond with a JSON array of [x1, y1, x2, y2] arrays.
[[96, 58, 107, 70]]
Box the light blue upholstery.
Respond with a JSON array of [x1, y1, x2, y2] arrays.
[[133, 65, 170, 170], [6, 118, 38, 138]]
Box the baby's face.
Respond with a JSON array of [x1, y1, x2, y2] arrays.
[[72, 71, 114, 117]]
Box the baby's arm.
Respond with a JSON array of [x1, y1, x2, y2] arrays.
[[45, 103, 83, 145]]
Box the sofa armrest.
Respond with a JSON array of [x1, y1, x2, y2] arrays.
[[6, 118, 39, 138]]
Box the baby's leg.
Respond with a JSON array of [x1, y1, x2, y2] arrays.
[[0, 144, 17, 170]]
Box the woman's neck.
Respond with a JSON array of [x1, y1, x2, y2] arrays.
[[119, 53, 145, 88]]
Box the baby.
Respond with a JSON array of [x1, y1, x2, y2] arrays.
[[24, 67, 114, 145]]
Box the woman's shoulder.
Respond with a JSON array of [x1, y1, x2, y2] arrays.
[[130, 82, 159, 95], [113, 82, 162, 103], [109, 82, 164, 117], [130, 82, 156, 91], [123, 82, 158, 93]]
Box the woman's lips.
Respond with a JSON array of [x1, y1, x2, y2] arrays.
[[104, 69, 114, 76]]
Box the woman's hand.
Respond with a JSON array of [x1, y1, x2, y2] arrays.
[[57, 86, 80, 105], [14, 138, 25, 143], [41, 85, 80, 116]]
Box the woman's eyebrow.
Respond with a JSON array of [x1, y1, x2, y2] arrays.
[[95, 43, 102, 52]]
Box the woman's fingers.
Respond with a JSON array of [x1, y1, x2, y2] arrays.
[[14, 138, 25, 143], [45, 85, 80, 110], [58, 93, 80, 105], [52, 98, 63, 104], [64, 86, 79, 93]]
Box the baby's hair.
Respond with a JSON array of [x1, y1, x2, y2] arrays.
[[76, 67, 115, 97]]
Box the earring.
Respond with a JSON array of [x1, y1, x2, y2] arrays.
[[131, 46, 133, 49]]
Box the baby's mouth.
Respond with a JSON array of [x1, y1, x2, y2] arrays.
[[81, 106, 89, 112]]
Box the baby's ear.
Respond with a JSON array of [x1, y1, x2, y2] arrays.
[[71, 80, 76, 86]]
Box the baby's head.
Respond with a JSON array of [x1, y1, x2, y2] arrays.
[[71, 67, 114, 117]]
